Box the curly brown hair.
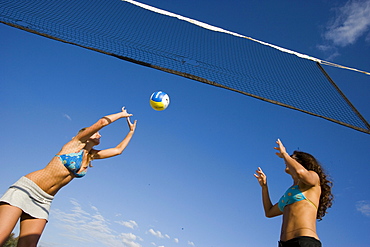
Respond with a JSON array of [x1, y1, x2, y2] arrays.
[[292, 151, 333, 221]]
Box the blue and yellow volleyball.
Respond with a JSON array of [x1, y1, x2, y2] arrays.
[[150, 91, 170, 111]]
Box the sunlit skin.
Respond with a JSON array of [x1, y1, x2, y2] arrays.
[[254, 139, 321, 242], [0, 107, 137, 247], [90, 132, 102, 145]]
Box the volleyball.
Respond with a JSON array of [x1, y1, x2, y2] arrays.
[[150, 91, 170, 111]]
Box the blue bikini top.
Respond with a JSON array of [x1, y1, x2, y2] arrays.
[[56, 150, 87, 178], [278, 185, 317, 212]]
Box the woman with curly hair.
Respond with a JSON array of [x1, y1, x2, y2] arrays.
[[254, 139, 333, 247]]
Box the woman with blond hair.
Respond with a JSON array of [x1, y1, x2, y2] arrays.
[[0, 107, 137, 247]]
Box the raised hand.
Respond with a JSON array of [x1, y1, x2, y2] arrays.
[[254, 167, 267, 187], [126, 117, 137, 132], [121, 106, 133, 118], [274, 138, 287, 158]]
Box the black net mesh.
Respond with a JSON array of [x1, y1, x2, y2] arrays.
[[1, 0, 369, 134]]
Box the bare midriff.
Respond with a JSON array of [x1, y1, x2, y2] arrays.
[[280, 200, 319, 241], [25, 157, 75, 196]]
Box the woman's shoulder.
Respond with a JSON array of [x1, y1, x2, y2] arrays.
[[57, 139, 86, 154], [298, 174, 320, 190]]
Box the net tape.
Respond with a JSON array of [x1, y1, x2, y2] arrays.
[[1, 0, 369, 134]]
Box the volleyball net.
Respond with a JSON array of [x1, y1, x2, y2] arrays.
[[1, 0, 369, 134]]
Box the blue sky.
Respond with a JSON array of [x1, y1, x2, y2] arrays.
[[1, 0, 370, 246]]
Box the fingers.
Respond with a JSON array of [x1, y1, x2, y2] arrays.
[[126, 117, 138, 131], [274, 139, 286, 158], [275, 139, 281, 149], [276, 138, 284, 148], [276, 138, 286, 150], [121, 107, 133, 117], [254, 167, 267, 186], [127, 117, 137, 124], [254, 167, 264, 176]]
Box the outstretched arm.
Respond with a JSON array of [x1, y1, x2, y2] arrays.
[[76, 107, 133, 143], [92, 117, 137, 159], [254, 167, 282, 218], [274, 139, 319, 186]]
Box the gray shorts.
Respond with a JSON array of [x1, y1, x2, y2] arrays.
[[0, 176, 54, 220]]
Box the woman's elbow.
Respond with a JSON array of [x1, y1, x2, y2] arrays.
[[265, 213, 276, 218], [113, 148, 125, 156], [264, 208, 281, 218], [98, 118, 111, 127]]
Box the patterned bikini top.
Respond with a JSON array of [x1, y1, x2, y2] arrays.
[[55, 150, 87, 178], [278, 185, 317, 212]]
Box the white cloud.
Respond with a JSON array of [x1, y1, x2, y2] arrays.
[[116, 220, 139, 229], [119, 233, 142, 247], [324, 0, 370, 47], [52, 199, 142, 247], [316, 44, 341, 61], [188, 241, 195, 246], [63, 114, 72, 121], [148, 229, 165, 239], [51, 199, 195, 247], [316, 44, 332, 52], [356, 200, 370, 217], [149, 242, 164, 247]]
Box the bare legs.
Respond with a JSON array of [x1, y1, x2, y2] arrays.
[[0, 203, 46, 247], [17, 214, 46, 247], [0, 203, 21, 245]]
